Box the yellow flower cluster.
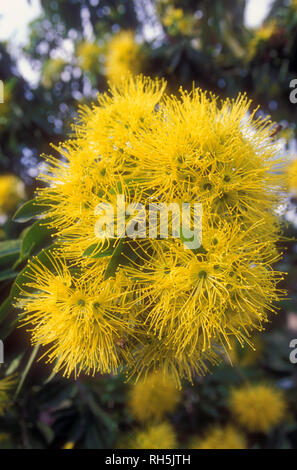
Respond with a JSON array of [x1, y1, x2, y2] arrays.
[[63, 441, 75, 449], [287, 159, 297, 194], [0, 433, 10, 443], [230, 384, 286, 433], [0, 81, 14, 129], [0, 175, 25, 215], [248, 21, 278, 60], [128, 422, 176, 449], [190, 424, 246, 449], [77, 41, 102, 72], [128, 371, 181, 422], [0, 374, 16, 416], [42, 58, 66, 89], [162, 6, 195, 36], [17, 76, 285, 387], [105, 31, 143, 85]]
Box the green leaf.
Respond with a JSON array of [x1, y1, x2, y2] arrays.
[[0, 269, 17, 282], [0, 240, 21, 267], [0, 243, 58, 326], [13, 199, 50, 223], [14, 219, 55, 267], [14, 344, 40, 399], [104, 239, 125, 280], [5, 352, 25, 375], [83, 241, 115, 259], [36, 422, 54, 445]]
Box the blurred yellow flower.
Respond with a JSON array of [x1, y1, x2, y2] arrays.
[[190, 424, 247, 449], [162, 6, 195, 36], [129, 422, 176, 449], [63, 441, 75, 449], [77, 41, 102, 72], [230, 384, 286, 433], [287, 159, 297, 194], [248, 21, 278, 60], [163, 6, 183, 24], [128, 371, 181, 422], [0, 81, 15, 129], [42, 58, 66, 88], [0, 175, 25, 215], [105, 31, 143, 84]]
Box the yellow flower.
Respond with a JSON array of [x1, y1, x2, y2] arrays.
[[0, 175, 25, 215], [163, 6, 195, 36], [0, 433, 10, 449], [63, 441, 75, 449], [37, 76, 166, 258], [105, 31, 143, 84], [191, 425, 247, 449], [128, 422, 176, 449], [248, 21, 278, 60], [42, 58, 66, 88], [163, 6, 183, 25], [287, 159, 297, 194], [18, 76, 286, 386], [0, 374, 16, 415], [128, 371, 181, 422], [125, 223, 282, 373], [229, 384, 286, 433], [18, 254, 138, 377], [77, 41, 102, 72], [0, 81, 14, 127]]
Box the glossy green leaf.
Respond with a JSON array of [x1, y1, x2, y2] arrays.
[[83, 240, 115, 259], [104, 239, 125, 279], [0, 240, 21, 267], [14, 219, 55, 267], [13, 199, 50, 223]]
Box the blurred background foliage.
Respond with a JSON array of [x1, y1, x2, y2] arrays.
[[0, 0, 297, 449]]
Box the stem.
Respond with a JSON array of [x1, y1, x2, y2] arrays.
[[14, 344, 40, 399]]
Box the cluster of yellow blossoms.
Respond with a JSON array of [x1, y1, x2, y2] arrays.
[[0, 82, 14, 130], [77, 41, 102, 73], [156, 0, 196, 37], [162, 6, 196, 36], [190, 383, 286, 449], [125, 378, 285, 448], [287, 159, 297, 195], [17, 75, 285, 387], [229, 383, 286, 433], [123, 370, 180, 448], [128, 371, 180, 422], [105, 31, 143, 85], [248, 21, 278, 61], [191, 424, 247, 450], [42, 58, 66, 89], [127, 422, 177, 450], [0, 175, 25, 215]]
